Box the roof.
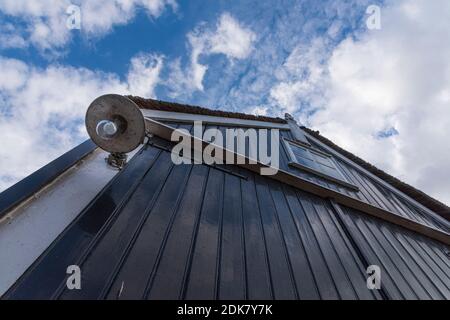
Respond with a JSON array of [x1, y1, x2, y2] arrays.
[[129, 96, 450, 220], [127, 95, 287, 124]]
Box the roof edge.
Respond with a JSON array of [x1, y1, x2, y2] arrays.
[[144, 117, 450, 244], [126, 95, 449, 220], [127, 95, 287, 124], [0, 140, 97, 220], [302, 127, 450, 220]]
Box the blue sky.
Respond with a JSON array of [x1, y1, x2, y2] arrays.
[[0, 0, 377, 108], [1, 0, 450, 205]]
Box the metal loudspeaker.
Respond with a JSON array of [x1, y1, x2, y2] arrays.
[[85, 94, 145, 154]]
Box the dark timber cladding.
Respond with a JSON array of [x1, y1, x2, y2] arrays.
[[6, 138, 449, 300], [130, 96, 450, 220]]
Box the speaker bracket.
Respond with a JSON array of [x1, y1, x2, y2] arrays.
[[106, 152, 128, 170]]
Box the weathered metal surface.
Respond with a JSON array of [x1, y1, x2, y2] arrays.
[[86, 94, 145, 153]]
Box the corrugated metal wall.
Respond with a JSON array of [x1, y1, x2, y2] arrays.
[[5, 139, 449, 300]]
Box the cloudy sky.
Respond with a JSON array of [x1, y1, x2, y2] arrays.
[[0, 0, 449, 205]]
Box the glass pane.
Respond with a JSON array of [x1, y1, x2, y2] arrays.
[[288, 143, 315, 169], [296, 156, 317, 169], [317, 163, 342, 180], [312, 152, 334, 168], [288, 141, 348, 184], [290, 144, 314, 160]]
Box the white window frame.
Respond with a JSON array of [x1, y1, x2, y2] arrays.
[[283, 138, 359, 191]]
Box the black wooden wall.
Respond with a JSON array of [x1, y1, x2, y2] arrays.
[[4, 138, 450, 300]]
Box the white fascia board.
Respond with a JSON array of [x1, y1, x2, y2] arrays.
[[141, 109, 290, 130], [303, 130, 450, 228]]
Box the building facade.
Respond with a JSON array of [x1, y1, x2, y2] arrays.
[[0, 96, 449, 299]]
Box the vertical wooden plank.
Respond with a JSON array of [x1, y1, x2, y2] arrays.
[[267, 181, 320, 299], [378, 224, 447, 299], [184, 168, 224, 299], [283, 187, 340, 299], [240, 171, 273, 299], [4, 146, 160, 300], [300, 194, 358, 299], [104, 160, 192, 299], [308, 198, 377, 299], [60, 151, 174, 299], [337, 207, 408, 299], [254, 176, 297, 300], [360, 217, 431, 299], [145, 165, 210, 299], [407, 237, 450, 285], [218, 174, 246, 300], [325, 204, 381, 300], [393, 232, 450, 297]]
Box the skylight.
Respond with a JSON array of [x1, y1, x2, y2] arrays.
[[284, 138, 357, 190]]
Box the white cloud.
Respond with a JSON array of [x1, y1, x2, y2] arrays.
[[249, 106, 268, 116], [80, 0, 177, 35], [186, 32, 209, 91], [209, 13, 256, 59], [0, 11, 254, 192], [127, 53, 164, 97], [167, 12, 256, 96], [270, 38, 330, 119], [0, 53, 163, 192], [0, 0, 177, 52], [0, 23, 28, 49], [296, 0, 450, 205]]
